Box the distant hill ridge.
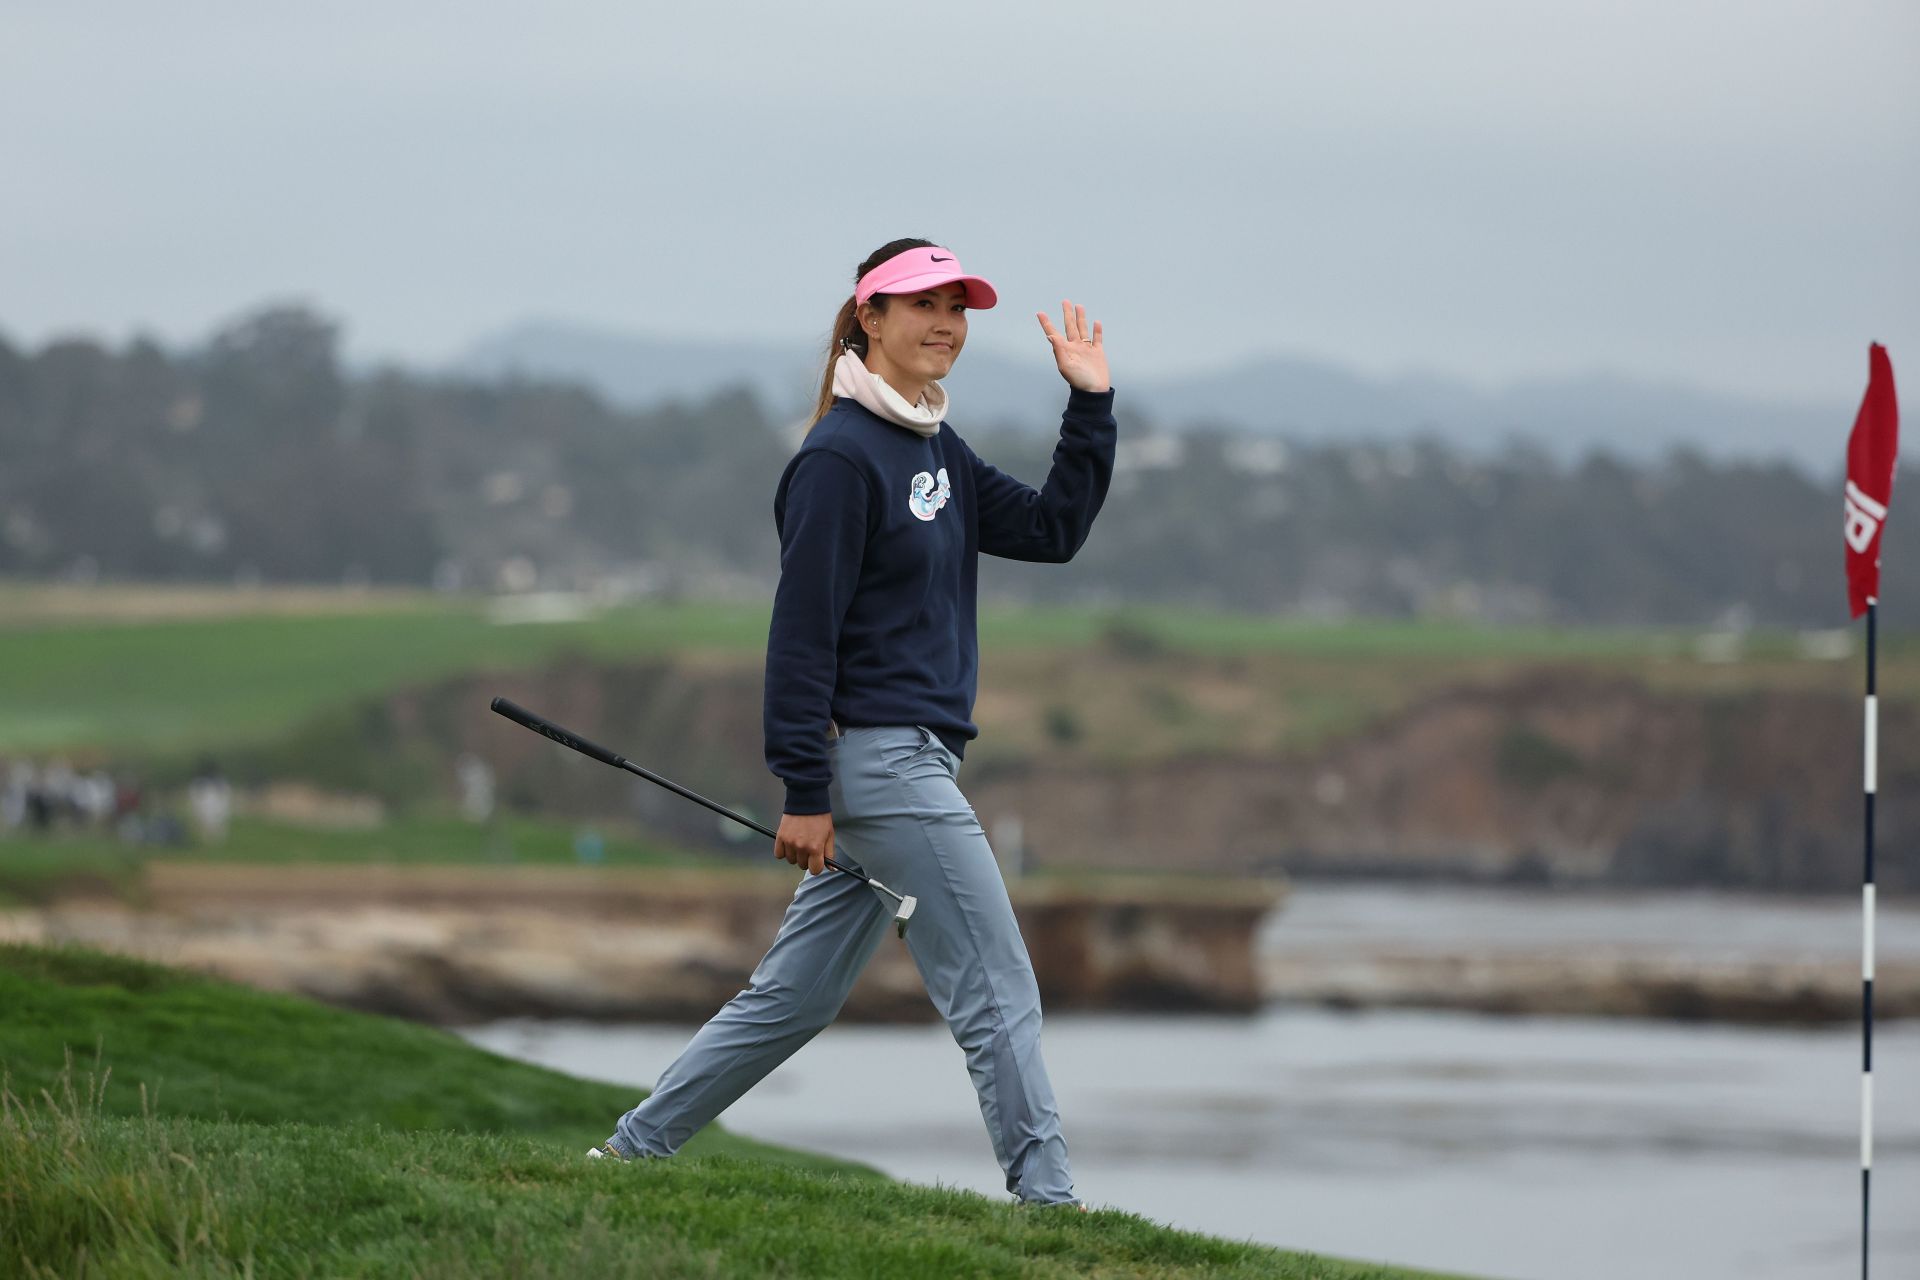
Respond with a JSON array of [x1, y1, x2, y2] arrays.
[[454, 319, 1840, 473], [2, 303, 1879, 626]]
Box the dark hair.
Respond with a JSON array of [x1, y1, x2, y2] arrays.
[[809, 237, 936, 428]]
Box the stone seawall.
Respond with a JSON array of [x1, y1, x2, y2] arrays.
[[0, 864, 1282, 1025]]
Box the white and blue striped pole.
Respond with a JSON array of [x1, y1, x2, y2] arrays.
[[1862, 595, 1878, 1280]]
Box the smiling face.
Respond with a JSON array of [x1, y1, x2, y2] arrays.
[[859, 282, 969, 388]]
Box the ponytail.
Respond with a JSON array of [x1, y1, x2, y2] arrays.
[[807, 236, 937, 430], [809, 296, 867, 427]]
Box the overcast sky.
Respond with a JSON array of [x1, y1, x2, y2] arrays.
[[4, 1, 1915, 406]]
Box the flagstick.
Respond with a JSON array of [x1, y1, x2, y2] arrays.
[[1862, 597, 1877, 1280]]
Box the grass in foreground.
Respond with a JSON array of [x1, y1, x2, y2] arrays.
[[4, 1104, 1450, 1279], [0, 942, 795, 1152], [0, 944, 1463, 1279]]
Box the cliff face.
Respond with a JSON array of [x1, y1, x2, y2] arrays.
[[973, 671, 1913, 892], [0, 865, 1277, 1025], [391, 663, 1911, 894]]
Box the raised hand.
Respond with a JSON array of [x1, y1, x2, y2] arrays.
[[1036, 300, 1110, 393]]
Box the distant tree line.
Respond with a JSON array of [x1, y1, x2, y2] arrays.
[[0, 303, 1884, 627]]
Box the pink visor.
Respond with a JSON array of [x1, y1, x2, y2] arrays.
[[855, 246, 997, 310]]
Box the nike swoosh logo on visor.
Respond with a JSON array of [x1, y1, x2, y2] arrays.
[[930, 255, 953, 262]]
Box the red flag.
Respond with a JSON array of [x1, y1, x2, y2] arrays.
[[1846, 344, 1900, 618]]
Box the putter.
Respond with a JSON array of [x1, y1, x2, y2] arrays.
[[489, 696, 918, 937]]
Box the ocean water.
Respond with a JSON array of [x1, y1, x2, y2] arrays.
[[461, 886, 1920, 1280]]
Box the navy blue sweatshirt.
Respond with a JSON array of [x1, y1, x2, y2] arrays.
[[764, 386, 1118, 814]]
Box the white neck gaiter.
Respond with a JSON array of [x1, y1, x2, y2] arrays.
[[831, 351, 948, 438]]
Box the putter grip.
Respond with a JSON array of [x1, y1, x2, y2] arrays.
[[490, 697, 625, 769]]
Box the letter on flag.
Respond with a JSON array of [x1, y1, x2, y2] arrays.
[[1846, 344, 1900, 618]]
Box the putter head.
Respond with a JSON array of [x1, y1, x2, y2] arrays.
[[893, 895, 918, 938]]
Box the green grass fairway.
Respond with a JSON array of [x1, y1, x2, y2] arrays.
[[0, 809, 706, 890], [0, 944, 1465, 1278], [0, 584, 1822, 758], [0, 813, 710, 906], [0, 599, 776, 755]]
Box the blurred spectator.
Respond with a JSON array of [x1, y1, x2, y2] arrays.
[[114, 776, 144, 822], [3, 756, 198, 849], [187, 758, 232, 844], [42, 759, 78, 825], [2, 761, 31, 831], [573, 827, 606, 865], [456, 754, 496, 824], [78, 770, 116, 824]]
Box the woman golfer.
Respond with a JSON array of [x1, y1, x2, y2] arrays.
[[590, 238, 1115, 1207]]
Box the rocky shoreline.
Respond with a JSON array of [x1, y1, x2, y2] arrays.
[[1261, 882, 1920, 1025], [0, 863, 1280, 1024], [1264, 948, 1920, 1024], [7, 866, 1909, 1027]]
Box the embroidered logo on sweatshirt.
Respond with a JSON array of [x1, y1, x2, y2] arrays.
[[908, 468, 951, 521]]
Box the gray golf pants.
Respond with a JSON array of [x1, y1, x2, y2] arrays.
[[606, 724, 1075, 1204]]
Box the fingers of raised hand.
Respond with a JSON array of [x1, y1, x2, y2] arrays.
[[1040, 304, 1101, 352]]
